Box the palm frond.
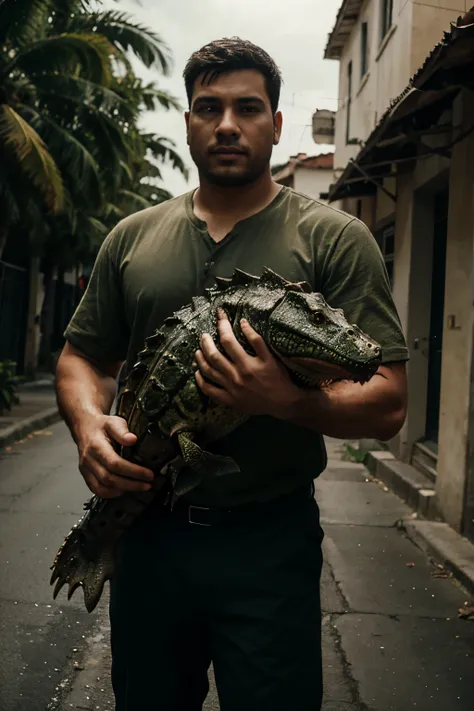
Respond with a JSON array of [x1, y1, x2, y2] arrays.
[[33, 73, 136, 122], [119, 189, 151, 211], [138, 161, 163, 181], [0, 0, 53, 48], [136, 182, 172, 204], [80, 109, 132, 164], [19, 104, 103, 202], [144, 135, 189, 179], [118, 159, 133, 181], [73, 10, 172, 73], [0, 104, 64, 213], [8, 33, 116, 86], [103, 202, 126, 221], [0, 179, 21, 228], [141, 84, 182, 112]]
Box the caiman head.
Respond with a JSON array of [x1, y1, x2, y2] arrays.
[[215, 267, 382, 387], [266, 286, 381, 386]]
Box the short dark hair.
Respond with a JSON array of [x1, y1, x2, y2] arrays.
[[183, 37, 282, 114]]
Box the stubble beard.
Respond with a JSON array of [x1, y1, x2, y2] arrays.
[[190, 143, 273, 188]]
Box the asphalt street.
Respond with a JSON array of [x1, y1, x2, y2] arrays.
[[0, 422, 100, 711], [0, 426, 473, 711]]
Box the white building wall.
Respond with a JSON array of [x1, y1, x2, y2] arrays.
[[332, 0, 464, 176], [293, 167, 333, 203]]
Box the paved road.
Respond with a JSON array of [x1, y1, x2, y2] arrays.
[[1, 427, 473, 711], [0, 422, 101, 711]]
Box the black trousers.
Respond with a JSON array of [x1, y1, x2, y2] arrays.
[[109, 486, 324, 711]]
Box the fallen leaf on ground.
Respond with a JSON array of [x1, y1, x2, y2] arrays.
[[73, 661, 84, 670], [458, 604, 474, 620], [432, 571, 452, 579]]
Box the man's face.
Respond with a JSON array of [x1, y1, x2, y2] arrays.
[[185, 69, 282, 187]]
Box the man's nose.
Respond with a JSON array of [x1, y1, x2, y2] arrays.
[[215, 108, 241, 138]]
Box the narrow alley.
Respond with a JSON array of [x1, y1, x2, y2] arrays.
[[1, 426, 472, 711]]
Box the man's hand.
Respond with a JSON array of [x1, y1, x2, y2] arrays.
[[195, 311, 299, 418], [77, 415, 154, 498]]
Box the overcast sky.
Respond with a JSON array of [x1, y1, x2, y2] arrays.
[[107, 0, 341, 196]]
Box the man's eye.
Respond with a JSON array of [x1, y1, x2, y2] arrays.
[[196, 106, 217, 114], [242, 106, 259, 113]]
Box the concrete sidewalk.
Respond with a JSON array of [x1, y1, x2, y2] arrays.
[[0, 376, 59, 449], [56, 438, 474, 711]]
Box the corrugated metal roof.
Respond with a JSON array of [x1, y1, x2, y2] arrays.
[[328, 20, 474, 201]]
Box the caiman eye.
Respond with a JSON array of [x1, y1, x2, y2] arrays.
[[312, 311, 326, 325]]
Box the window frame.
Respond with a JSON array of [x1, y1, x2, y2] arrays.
[[345, 60, 353, 145], [380, 0, 393, 41], [360, 21, 368, 78]]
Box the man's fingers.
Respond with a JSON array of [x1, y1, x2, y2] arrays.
[[95, 446, 154, 482], [81, 467, 123, 499], [105, 416, 137, 447], [216, 317, 248, 365], [195, 349, 226, 386], [86, 430, 154, 483], [195, 371, 233, 407], [200, 333, 236, 376], [240, 319, 271, 360], [84, 458, 153, 493]]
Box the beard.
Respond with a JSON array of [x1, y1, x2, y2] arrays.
[[189, 142, 273, 187]]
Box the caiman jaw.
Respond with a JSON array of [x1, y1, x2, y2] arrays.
[[278, 355, 378, 385]]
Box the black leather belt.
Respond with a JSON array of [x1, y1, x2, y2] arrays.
[[168, 483, 314, 527]]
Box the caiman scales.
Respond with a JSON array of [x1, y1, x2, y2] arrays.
[[50, 267, 382, 612]]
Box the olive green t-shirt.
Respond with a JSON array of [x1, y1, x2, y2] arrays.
[[65, 187, 408, 507]]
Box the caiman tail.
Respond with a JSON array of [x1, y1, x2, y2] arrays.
[[50, 488, 161, 612]]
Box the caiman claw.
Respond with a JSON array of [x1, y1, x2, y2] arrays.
[[50, 525, 114, 613]]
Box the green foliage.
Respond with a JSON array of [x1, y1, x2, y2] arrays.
[[341, 442, 368, 463], [0, 0, 188, 265], [0, 361, 20, 415]]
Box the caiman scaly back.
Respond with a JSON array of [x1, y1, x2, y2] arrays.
[[50, 268, 382, 612]]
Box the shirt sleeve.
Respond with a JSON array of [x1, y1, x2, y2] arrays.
[[64, 227, 130, 362], [320, 217, 409, 364]]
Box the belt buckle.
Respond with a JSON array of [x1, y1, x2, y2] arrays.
[[188, 505, 211, 527]]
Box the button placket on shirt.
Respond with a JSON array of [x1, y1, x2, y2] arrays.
[[203, 228, 238, 288], [203, 253, 218, 288]]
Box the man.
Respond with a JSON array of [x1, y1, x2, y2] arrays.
[[56, 38, 408, 711]]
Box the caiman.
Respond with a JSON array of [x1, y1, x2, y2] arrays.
[[50, 267, 382, 612]]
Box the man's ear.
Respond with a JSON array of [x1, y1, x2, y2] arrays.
[[273, 111, 283, 145]]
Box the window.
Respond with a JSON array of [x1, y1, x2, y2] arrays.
[[380, 0, 393, 40], [345, 61, 352, 145], [360, 22, 368, 78]]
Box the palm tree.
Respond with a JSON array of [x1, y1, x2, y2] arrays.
[[0, 0, 186, 260], [0, 0, 115, 256], [0, 0, 188, 373]]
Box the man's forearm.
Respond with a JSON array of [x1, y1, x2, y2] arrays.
[[284, 371, 406, 441], [56, 349, 119, 445]]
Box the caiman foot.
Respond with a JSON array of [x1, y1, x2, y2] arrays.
[[50, 526, 114, 613]]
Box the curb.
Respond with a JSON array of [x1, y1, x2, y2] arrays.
[[401, 519, 474, 596], [365, 449, 436, 517], [361, 447, 474, 597], [0, 407, 61, 449]]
